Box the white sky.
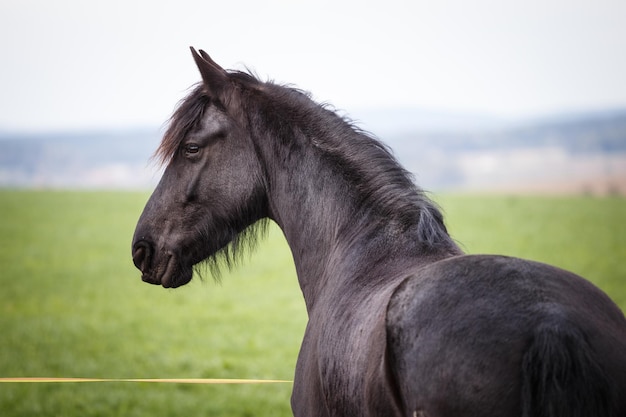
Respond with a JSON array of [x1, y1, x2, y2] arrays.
[[1, 0, 626, 132]]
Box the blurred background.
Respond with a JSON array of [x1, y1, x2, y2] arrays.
[[1, 2, 625, 416], [1, 0, 625, 193]]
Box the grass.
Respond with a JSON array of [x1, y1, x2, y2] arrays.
[[0, 191, 303, 417], [0, 190, 624, 416]]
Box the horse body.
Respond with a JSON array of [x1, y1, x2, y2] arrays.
[[132, 48, 626, 416], [388, 255, 626, 417], [293, 249, 626, 416]]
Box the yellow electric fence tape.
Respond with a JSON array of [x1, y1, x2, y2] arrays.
[[0, 377, 292, 384]]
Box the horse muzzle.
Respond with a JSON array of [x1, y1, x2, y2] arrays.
[[132, 239, 193, 288]]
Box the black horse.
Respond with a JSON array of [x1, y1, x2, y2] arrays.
[[132, 48, 626, 417]]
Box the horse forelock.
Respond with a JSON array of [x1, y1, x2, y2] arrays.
[[155, 84, 211, 166], [155, 68, 272, 166]]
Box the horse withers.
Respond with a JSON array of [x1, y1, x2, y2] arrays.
[[132, 48, 626, 416]]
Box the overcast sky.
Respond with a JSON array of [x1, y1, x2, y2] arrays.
[[1, 0, 626, 132]]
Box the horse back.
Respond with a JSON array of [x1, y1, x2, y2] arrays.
[[385, 254, 626, 417]]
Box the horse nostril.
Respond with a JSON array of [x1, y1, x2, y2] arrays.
[[132, 240, 153, 273]]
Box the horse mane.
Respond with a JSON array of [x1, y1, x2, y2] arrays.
[[249, 78, 456, 250], [156, 70, 457, 264]]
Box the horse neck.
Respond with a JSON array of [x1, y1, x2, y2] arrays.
[[254, 113, 460, 312], [262, 151, 354, 311]]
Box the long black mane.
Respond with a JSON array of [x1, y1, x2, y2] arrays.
[[259, 83, 454, 247], [156, 71, 457, 275]]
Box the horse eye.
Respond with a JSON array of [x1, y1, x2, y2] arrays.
[[184, 143, 200, 154]]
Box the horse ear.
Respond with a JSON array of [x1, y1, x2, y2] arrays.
[[190, 47, 229, 99]]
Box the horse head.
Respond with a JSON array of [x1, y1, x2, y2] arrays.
[[131, 48, 267, 288]]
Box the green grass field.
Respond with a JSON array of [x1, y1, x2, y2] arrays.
[[0, 190, 624, 416]]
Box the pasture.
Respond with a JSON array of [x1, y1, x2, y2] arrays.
[[0, 190, 624, 416]]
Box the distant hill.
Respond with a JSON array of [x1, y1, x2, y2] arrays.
[[358, 107, 626, 153], [1, 109, 625, 193], [366, 108, 626, 194], [0, 128, 162, 188]]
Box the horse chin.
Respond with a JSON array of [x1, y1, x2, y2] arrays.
[[141, 253, 193, 289], [162, 269, 193, 288]]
